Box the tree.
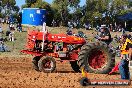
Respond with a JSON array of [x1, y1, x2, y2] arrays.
[[25, 0, 37, 7], [129, 1, 132, 7], [20, 0, 132, 27], [84, 0, 130, 26], [52, 0, 69, 26], [2, 0, 16, 6], [85, 0, 98, 26], [112, 0, 129, 15], [0, 0, 20, 18], [68, 0, 80, 8], [13, 6, 20, 13], [52, 0, 80, 26], [21, 4, 28, 9]]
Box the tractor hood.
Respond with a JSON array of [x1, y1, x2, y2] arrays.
[[47, 33, 86, 44], [27, 30, 86, 44]]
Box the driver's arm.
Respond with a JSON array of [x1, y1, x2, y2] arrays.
[[100, 36, 109, 40], [99, 32, 110, 40]]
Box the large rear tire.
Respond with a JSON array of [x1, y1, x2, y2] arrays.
[[78, 42, 115, 74]]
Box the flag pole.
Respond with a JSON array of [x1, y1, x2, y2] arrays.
[[42, 22, 46, 51]]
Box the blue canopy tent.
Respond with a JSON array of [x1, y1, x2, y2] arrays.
[[117, 13, 132, 31], [118, 12, 132, 21]]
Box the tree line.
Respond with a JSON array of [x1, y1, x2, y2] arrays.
[[0, 0, 19, 19], [0, 0, 132, 27]]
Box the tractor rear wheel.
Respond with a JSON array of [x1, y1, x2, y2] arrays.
[[38, 56, 56, 73], [78, 42, 115, 74]]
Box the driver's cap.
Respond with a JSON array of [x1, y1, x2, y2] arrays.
[[100, 25, 106, 29]]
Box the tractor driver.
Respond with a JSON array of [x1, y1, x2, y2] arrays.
[[98, 25, 112, 45]]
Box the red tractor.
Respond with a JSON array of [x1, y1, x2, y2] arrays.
[[21, 28, 115, 73]]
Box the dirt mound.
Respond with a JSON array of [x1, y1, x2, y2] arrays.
[[0, 57, 131, 88]]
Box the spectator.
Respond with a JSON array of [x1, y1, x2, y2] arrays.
[[96, 25, 100, 32], [67, 20, 73, 31], [118, 25, 122, 32], [17, 15, 22, 24], [0, 18, 2, 24], [16, 23, 22, 32], [52, 19, 56, 27], [119, 34, 132, 80], [121, 28, 125, 34], [9, 31, 14, 41], [9, 22, 15, 31], [84, 21, 91, 30], [6, 25, 11, 37], [84, 22, 89, 30], [1, 18, 5, 24], [73, 21, 77, 28], [76, 20, 80, 29], [109, 24, 113, 31], [8, 24, 15, 42], [0, 25, 3, 40]]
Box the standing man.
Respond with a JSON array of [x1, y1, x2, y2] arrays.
[[17, 23, 22, 32], [52, 19, 56, 27], [17, 14, 22, 32], [119, 34, 132, 80], [67, 20, 73, 31], [98, 25, 112, 45], [0, 24, 3, 40], [84, 22, 89, 30]]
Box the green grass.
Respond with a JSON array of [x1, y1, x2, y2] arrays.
[[0, 24, 29, 57]]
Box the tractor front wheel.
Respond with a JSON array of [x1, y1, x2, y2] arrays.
[[70, 61, 81, 72], [32, 56, 41, 71], [38, 56, 56, 73], [78, 42, 115, 74]]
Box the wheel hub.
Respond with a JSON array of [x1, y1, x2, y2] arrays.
[[88, 49, 107, 69], [43, 59, 53, 70]]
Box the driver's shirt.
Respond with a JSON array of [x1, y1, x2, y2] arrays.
[[99, 30, 111, 43]]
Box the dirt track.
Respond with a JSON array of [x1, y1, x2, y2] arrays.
[[0, 57, 131, 88]]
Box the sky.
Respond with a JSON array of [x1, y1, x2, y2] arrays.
[[16, 0, 86, 10]]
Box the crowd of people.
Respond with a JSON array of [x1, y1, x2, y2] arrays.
[[0, 15, 22, 52], [66, 19, 127, 34]]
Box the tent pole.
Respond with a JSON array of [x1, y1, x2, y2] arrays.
[[42, 22, 46, 51], [125, 21, 126, 28]]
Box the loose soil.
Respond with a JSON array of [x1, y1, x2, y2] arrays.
[[0, 57, 131, 88]]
